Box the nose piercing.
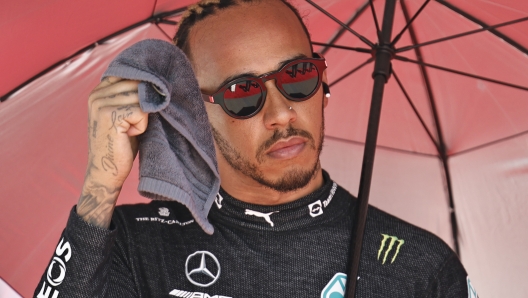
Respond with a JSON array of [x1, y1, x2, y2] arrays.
[[289, 106, 293, 110]]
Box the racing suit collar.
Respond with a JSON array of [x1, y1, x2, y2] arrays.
[[209, 170, 350, 231]]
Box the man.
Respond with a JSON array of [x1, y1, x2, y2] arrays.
[[35, 0, 471, 297]]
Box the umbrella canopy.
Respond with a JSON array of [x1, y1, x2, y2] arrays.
[[1, 0, 527, 297]]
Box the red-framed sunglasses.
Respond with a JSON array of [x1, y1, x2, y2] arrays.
[[201, 53, 327, 119]]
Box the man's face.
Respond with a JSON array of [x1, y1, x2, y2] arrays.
[[188, 1, 328, 193]]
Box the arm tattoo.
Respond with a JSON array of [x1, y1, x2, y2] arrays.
[[101, 134, 118, 176], [77, 181, 121, 228], [92, 121, 98, 138]]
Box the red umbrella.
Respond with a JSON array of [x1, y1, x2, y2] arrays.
[[0, 1, 193, 296], [1, 0, 527, 297]]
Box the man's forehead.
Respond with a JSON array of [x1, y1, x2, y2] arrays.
[[187, 1, 310, 51], [187, 1, 312, 89]]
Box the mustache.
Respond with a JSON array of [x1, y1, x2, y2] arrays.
[[256, 126, 315, 159]]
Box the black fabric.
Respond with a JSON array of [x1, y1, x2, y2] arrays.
[[35, 172, 469, 297]]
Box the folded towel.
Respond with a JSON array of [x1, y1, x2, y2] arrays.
[[102, 39, 219, 234]]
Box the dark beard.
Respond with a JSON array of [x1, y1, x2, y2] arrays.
[[211, 115, 325, 193]]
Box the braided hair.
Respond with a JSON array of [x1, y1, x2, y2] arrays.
[[173, 0, 311, 56]]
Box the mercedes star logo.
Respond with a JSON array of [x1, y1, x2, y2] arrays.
[[185, 251, 221, 287]]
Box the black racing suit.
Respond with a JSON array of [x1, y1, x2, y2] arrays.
[[35, 171, 470, 297]]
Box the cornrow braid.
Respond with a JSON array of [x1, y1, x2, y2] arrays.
[[174, 0, 311, 56]]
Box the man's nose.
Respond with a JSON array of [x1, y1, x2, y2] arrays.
[[261, 81, 297, 129]]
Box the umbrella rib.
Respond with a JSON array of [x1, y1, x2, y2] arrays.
[[305, 0, 376, 48], [396, 16, 528, 53], [450, 129, 528, 157], [328, 57, 374, 88], [391, 0, 431, 47], [326, 135, 438, 157], [394, 55, 528, 92], [312, 42, 371, 54], [155, 24, 174, 41], [0, 7, 188, 102], [368, 0, 382, 41], [392, 70, 440, 155], [436, 0, 528, 57], [319, 1, 370, 55], [400, 0, 460, 256]]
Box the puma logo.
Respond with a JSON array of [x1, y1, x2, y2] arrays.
[[244, 209, 279, 227]]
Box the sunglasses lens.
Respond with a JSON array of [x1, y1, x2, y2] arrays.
[[223, 80, 264, 117], [279, 62, 320, 100]]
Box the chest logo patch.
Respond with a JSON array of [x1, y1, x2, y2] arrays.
[[377, 234, 405, 264], [321, 273, 347, 298], [169, 289, 232, 298], [185, 251, 221, 287], [158, 207, 170, 217]]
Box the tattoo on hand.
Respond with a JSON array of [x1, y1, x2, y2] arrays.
[[101, 134, 118, 176], [109, 105, 134, 132]]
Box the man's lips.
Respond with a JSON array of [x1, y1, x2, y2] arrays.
[[266, 137, 307, 159]]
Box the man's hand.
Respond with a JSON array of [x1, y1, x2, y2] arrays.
[[77, 77, 148, 228]]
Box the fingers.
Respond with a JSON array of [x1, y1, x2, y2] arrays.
[[89, 79, 140, 104], [93, 104, 148, 136], [104, 76, 123, 85], [89, 79, 143, 133], [91, 76, 124, 93], [125, 108, 149, 136], [90, 89, 141, 109]]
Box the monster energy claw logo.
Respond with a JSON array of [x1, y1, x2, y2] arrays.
[[377, 234, 404, 264]]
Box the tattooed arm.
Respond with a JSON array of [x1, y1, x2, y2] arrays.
[[34, 77, 147, 297], [77, 76, 148, 229], [77, 180, 121, 228]]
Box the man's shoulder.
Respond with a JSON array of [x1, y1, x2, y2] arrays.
[[366, 203, 452, 253], [333, 183, 457, 270], [364, 205, 459, 282]]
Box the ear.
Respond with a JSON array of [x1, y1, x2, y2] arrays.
[[322, 70, 329, 108]]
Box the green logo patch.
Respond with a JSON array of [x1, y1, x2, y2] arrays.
[[377, 234, 404, 264]]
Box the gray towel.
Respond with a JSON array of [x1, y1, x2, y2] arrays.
[[102, 39, 219, 235]]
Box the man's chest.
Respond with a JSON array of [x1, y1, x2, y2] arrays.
[[127, 222, 352, 297]]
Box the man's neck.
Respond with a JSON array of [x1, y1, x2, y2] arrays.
[[219, 169, 325, 206]]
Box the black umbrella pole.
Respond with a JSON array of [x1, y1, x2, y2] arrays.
[[345, 0, 397, 297]]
